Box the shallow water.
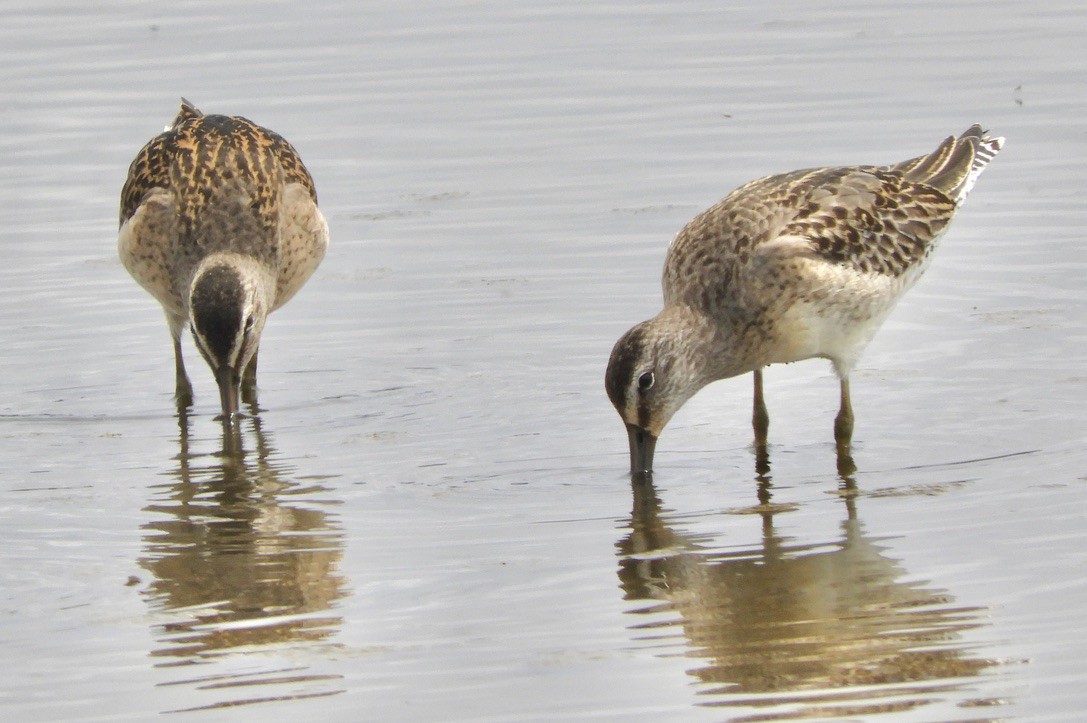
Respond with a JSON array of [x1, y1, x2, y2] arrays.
[[2, 0, 1086, 720]]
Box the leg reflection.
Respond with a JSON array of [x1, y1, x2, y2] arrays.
[[618, 470, 996, 712], [141, 405, 346, 663]]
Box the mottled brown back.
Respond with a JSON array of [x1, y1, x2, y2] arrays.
[[119, 100, 318, 236], [663, 126, 1001, 314]]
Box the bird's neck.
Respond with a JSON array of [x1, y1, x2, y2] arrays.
[[657, 305, 754, 386]]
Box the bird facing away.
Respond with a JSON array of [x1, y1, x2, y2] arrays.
[[605, 125, 1003, 475], [119, 99, 328, 417]]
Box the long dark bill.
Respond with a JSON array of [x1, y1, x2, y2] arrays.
[[215, 366, 240, 419], [626, 423, 657, 476]]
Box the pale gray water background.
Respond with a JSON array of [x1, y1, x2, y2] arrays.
[[1, 0, 1085, 720]]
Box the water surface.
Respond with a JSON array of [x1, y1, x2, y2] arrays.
[[1, 0, 1085, 720]]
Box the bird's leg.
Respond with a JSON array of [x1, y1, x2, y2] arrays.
[[834, 376, 855, 458], [836, 379, 858, 493], [241, 347, 259, 406], [752, 367, 769, 449], [168, 314, 193, 410]]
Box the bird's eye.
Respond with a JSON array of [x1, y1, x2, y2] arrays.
[[638, 371, 655, 391], [244, 314, 255, 331]]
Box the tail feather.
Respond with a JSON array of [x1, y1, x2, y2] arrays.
[[891, 125, 1004, 205], [925, 135, 979, 199], [953, 130, 1003, 204], [897, 134, 957, 181], [167, 97, 203, 131]]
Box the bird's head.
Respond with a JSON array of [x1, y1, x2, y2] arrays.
[[605, 310, 714, 475], [189, 258, 271, 418]]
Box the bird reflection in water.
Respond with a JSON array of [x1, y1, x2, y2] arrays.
[[139, 406, 346, 710], [619, 458, 1000, 718]]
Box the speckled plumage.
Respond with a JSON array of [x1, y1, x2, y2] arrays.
[[606, 125, 1003, 474], [119, 99, 328, 416]]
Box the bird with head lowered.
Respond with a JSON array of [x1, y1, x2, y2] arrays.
[[119, 99, 328, 419], [606, 125, 1003, 476]]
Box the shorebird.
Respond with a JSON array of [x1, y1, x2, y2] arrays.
[[119, 99, 328, 417], [606, 125, 1003, 475]]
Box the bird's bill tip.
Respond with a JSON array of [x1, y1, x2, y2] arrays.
[[625, 423, 658, 476]]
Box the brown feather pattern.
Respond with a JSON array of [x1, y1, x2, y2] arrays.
[[605, 125, 1003, 468]]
